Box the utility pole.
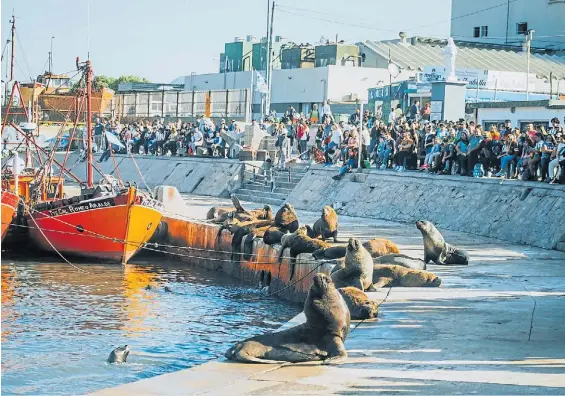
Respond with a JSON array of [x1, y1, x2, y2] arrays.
[[265, 1, 275, 116], [264, 0, 270, 119], [49, 36, 55, 73], [525, 29, 534, 101], [10, 13, 15, 81]]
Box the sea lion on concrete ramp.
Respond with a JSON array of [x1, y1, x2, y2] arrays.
[[374, 253, 427, 270], [372, 265, 441, 288], [206, 194, 247, 222], [218, 219, 274, 262], [274, 203, 299, 233], [363, 238, 399, 258], [107, 345, 130, 363], [416, 220, 469, 265], [338, 287, 379, 320], [331, 238, 374, 291], [307, 206, 339, 242], [263, 227, 286, 245], [225, 273, 350, 364]]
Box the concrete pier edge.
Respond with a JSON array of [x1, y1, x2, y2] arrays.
[[91, 195, 565, 395]]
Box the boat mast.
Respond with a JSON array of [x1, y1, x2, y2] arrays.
[[85, 60, 93, 187], [10, 13, 15, 81]]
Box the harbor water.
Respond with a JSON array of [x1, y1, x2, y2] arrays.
[[1, 256, 300, 395]]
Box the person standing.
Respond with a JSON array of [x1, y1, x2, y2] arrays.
[[409, 100, 420, 120], [296, 120, 309, 161], [94, 118, 105, 153], [276, 129, 290, 170], [309, 104, 319, 124]]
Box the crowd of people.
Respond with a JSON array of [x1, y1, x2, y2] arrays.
[[89, 116, 246, 161], [87, 101, 565, 185], [268, 104, 565, 185]]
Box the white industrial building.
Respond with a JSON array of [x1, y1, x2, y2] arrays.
[[450, 0, 565, 50], [182, 66, 393, 120]]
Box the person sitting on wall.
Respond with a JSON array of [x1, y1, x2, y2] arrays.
[[394, 130, 414, 172], [332, 146, 360, 180], [454, 131, 470, 176], [548, 133, 565, 184]]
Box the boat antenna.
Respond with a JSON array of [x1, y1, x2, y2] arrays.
[[76, 57, 93, 187], [10, 12, 15, 81], [86, 1, 90, 60]]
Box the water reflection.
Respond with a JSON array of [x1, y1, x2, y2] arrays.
[[1, 258, 300, 395]]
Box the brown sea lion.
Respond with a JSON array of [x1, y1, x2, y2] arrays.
[[313, 245, 347, 260], [372, 264, 441, 288], [331, 238, 374, 291], [279, 226, 330, 280], [338, 287, 379, 320], [263, 227, 286, 246], [363, 238, 399, 258], [218, 219, 274, 262], [374, 253, 427, 270], [206, 194, 248, 222], [225, 273, 350, 364], [313, 239, 400, 261], [274, 203, 299, 233], [416, 220, 469, 265], [307, 206, 339, 242]]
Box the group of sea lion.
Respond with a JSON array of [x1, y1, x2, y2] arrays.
[[224, 204, 470, 365]]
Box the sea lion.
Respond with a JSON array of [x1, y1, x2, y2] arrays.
[[307, 206, 339, 242], [363, 238, 399, 258], [338, 287, 379, 320], [416, 220, 469, 265], [279, 226, 330, 280], [372, 265, 441, 288], [274, 203, 299, 233], [263, 227, 286, 245], [206, 194, 247, 222], [374, 253, 427, 270], [313, 239, 399, 261], [164, 286, 173, 293], [313, 245, 347, 260], [241, 223, 276, 260], [225, 273, 350, 364], [331, 238, 374, 291], [107, 345, 130, 363], [218, 219, 274, 262]]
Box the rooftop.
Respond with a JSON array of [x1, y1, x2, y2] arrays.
[[362, 37, 565, 79]]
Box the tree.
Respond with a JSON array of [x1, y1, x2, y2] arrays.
[[71, 75, 150, 92], [111, 75, 150, 91]]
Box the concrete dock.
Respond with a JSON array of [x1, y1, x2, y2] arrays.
[[93, 195, 565, 395]]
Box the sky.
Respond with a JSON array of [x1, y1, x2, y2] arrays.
[[1, 0, 451, 84]]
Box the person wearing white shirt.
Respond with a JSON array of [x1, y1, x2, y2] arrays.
[[190, 129, 204, 155], [388, 109, 396, 125], [361, 126, 371, 161], [321, 100, 333, 123]]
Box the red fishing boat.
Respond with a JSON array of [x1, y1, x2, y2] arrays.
[[1, 190, 18, 241], [24, 59, 164, 263]]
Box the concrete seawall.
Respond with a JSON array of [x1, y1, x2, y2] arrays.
[[54, 153, 243, 197], [287, 167, 565, 251]]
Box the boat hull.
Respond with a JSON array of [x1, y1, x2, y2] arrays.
[[27, 189, 163, 263], [1, 191, 19, 242]]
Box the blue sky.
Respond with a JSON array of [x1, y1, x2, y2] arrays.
[[1, 0, 451, 83]]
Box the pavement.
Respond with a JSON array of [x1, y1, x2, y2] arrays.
[[93, 195, 565, 395]]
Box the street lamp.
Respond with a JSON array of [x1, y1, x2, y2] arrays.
[[525, 29, 534, 100]]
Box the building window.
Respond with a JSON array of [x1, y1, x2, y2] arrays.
[[517, 22, 528, 35], [481, 26, 488, 37], [473, 27, 480, 37]]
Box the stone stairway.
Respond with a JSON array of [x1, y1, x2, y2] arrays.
[[235, 162, 310, 206]]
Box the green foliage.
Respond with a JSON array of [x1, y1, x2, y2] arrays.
[[71, 75, 150, 91]]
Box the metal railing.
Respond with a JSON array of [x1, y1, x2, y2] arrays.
[[242, 162, 276, 192]]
